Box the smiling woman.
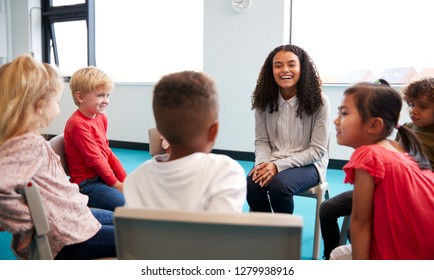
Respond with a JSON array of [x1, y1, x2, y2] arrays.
[[246, 44, 330, 216]]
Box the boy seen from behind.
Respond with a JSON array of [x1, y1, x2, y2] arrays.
[[124, 71, 247, 212]]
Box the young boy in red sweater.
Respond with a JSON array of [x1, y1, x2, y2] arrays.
[[64, 66, 126, 211]]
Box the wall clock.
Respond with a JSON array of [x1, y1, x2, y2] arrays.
[[232, 0, 252, 13]]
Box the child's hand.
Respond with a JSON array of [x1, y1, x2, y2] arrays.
[[113, 181, 124, 192], [10, 229, 34, 260], [16, 229, 34, 253]]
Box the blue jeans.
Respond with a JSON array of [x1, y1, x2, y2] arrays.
[[55, 208, 116, 260], [79, 177, 125, 211], [247, 164, 319, 214]]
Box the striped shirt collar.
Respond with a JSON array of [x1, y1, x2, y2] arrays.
[[278, 91, 298, 107]]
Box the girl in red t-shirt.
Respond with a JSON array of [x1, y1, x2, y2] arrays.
[[332, 82, 434, 260]]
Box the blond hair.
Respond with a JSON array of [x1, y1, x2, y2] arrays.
[[69, 66, 114, 106], [0, 54, 64, 146]]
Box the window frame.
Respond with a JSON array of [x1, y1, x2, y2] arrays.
[[41, 0, 95, 72]]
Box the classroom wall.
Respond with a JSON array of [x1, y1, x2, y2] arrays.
[[202, 0, 291, 153], [3, 0, 411, 162]]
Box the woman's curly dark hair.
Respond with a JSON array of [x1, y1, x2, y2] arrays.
[[251, 45, 323, 117], [402, 77, 434, 105]]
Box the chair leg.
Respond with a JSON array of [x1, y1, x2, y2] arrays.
[[312, 188, 329, 260], [312, 194, 322, 259], [324, 189, 330, 200], [339, 215, 351, 245]]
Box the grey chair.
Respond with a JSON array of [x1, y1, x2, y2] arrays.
[[114, 207, 303, 260], [295, 182, 330, 259], [49, 134, 68, 175], [148, 127, 165, 156], [24, 179, 53, 260], [339, 215, 351, 245]]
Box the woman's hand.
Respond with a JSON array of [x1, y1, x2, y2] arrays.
[[249, 162, 278, 187]]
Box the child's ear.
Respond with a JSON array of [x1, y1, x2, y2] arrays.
[[75, 91, 84, 103], [367, 117, 384, 134], [35, 99, 44, 115], [208, 121, 219, 142]]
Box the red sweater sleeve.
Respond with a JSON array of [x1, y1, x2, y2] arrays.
[[107, 150, 127, 182], [64, 111, 126, 186]]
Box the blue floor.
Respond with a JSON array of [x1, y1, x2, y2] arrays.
[[0, 148, 351, 260]]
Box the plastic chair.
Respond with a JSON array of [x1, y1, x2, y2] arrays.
[[49, 134, 68, 175], [22, 180, 117, 260], [295, 182, 330, 259], [339, 215, 351, 245], [114, 207, 303, 260], [24, 179, 53, 260], [148, 127, 165, 156]]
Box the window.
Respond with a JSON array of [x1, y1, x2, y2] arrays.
[[52, 0, 85, 6], [41, 0, 93, 78], [95, 0, 203, 82], [291, 0, 434, 84], [42, 0, 203, 82], [51, 20, 88, 76]]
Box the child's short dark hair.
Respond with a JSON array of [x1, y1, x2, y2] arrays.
[[152, 71, 218, 145], [403, 78, 434, 105]]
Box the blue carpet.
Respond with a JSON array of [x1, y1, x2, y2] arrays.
[[0, 231, 14, 260], [0, 148, 351, 260]]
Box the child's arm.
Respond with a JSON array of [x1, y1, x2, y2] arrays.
[[0, 135, 46, 233], [67, 120, 124, 186], [107, 151, 127, 182], [351, 168, 375, 260]]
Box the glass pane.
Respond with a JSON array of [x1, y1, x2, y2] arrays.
[[52, 21, 87, 77], [95, 0, 204, 82], [292, 0, 434, 84], [52, 0, 85, 6]]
